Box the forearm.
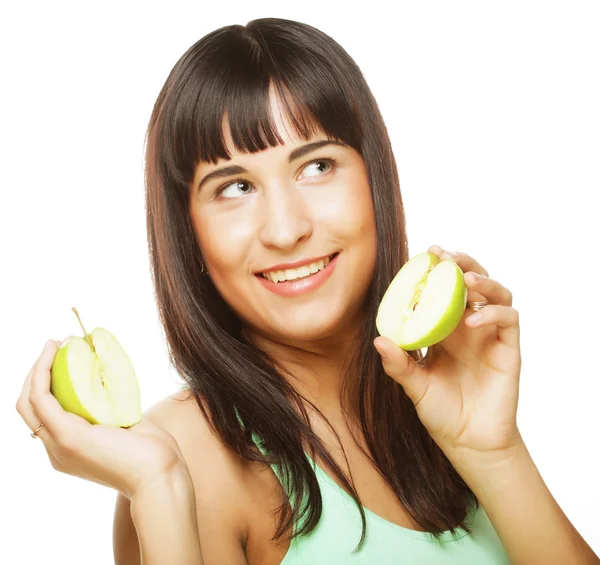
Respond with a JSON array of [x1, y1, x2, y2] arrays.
[[130, 466, 203, 565], [451, 441, 598, 565]]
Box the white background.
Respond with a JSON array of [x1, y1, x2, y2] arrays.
[[2, 1, 598, 562]]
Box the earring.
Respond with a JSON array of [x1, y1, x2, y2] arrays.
[[199, 260, 208, 275]]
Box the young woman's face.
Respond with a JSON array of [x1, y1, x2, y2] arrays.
[[189, 92, 377, 345]]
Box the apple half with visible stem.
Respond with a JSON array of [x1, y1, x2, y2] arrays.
[[376, 252, 468, 351], [50, 307, 142, 427]]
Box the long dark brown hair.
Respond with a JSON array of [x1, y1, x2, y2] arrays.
[[144, 17, 478, 552]]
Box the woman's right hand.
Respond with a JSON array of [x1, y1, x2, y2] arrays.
[[15, 338, 188, 500]]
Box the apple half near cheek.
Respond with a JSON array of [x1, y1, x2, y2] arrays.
[[376, 252, 468, 351], [50, 328, 142, 427]]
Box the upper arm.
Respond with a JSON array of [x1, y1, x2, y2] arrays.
[[113, 489, 247, 565], [113, 388, 249, 565], [113, 492, 140, 565]]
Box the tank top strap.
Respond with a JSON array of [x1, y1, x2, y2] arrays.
[[235, 408, 279, 458], [234, 406, 280, 463], [235, 407, 266, 452], [234, 406, 309, 522], [233, 408, 511, 563]]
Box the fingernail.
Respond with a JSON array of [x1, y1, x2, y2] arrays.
[[374, 341, 388, 361], [468, 313, 482, 325], [60, 336, 74, 347], [43, 340, 53, 351]]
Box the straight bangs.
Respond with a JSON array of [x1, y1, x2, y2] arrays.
[[156, 25, 365, 188], [145, 19, 477, 551]]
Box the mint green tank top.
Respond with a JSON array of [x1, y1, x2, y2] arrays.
[[239, 413, 510, 564]]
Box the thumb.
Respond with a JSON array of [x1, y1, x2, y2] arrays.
[[374, 336, 430, 406]]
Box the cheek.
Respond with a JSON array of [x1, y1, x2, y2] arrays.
[[190, 210, 250, 276], [356, 191, 377, 238], [337, 182, 378, 280], [324, 180, 376, 242]]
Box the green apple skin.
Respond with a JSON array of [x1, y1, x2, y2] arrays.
[[50, 328, 142, 427], [376, 252, 468, 351]]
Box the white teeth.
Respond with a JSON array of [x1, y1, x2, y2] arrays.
[[262, 255, 334, 283], [297, 265, 311, 278]]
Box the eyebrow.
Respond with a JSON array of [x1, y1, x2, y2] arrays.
[[196, 140, 348, 192]]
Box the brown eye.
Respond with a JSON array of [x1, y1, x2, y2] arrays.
[[214, 157, 337, 199], [301, 158, 336, 178], [216, 180, 255, 199]]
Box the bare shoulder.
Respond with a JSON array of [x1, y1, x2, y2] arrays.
[[145, 387, 252, 547], [114, 387, 251, 565], [148, 388, 293, 565]]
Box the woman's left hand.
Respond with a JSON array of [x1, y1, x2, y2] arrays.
[[374, 245, 523, 462]]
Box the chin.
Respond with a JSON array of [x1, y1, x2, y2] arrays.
[[270, 305, 351, 342]]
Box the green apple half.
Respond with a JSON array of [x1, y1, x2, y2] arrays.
[[376, 252, 468, 351], [51, 327, 142, 427]]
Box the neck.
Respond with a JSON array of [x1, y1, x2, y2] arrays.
[[241, 320, 362, 418]]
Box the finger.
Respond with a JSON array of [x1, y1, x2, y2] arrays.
[[29, 338, 89, 441], [17, 363, 35, 409], [16, 386, 67, 471], [464, 271, 513, 307], [428, 246, 490, 278], [374, 336, 431, 407], [16, 357, 55, 445], [428, 246, 490, 304], [465, 305, 520, 348]]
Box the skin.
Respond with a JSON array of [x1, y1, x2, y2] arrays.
[[17, 90, 596, 561], [189, 86, 378, 414]]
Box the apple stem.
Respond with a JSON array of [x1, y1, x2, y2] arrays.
[[71, 307, 96, 354]]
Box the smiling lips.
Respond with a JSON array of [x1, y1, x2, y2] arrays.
[[256, 252, 340, 297], [259, 253, 336, 283]]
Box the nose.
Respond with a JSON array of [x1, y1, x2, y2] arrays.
[[257, 184, 313, 250]]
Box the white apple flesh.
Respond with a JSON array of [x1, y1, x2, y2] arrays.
[[51, 327, 142, 427], [376, 252, 468, 351]]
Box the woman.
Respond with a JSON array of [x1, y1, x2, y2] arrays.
[[16, 17, 598, 565]]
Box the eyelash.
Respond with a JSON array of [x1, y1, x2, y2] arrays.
[[214, 157, 338, 198]]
